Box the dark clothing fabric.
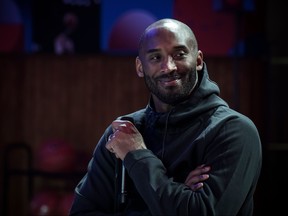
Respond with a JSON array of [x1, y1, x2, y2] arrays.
[[69, 63, 262, 216]]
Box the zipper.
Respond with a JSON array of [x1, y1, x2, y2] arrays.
[[161, 109, 173, 160]]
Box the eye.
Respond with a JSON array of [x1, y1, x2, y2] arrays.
[[174, 51, 187, 60], [148, 54, 161, 62]]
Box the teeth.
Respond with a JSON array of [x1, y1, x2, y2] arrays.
[[158, 74, 180, 82], [162, 77, 175, 82]]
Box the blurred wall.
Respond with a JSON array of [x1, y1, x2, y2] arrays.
[[0, 54, 266, 215]]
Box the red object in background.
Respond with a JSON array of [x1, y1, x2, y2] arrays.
[[0, 0, 24, 53], [57, 192, 75, 215], [30, 190, 75, 215], [36, 139, 77, 173], [225, 0, 241, 7], [0, 24, 23, 52], [173, 0, 236, 56], [30, 190, 60, 216]]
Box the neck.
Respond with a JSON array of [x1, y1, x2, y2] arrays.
[[150, 96, 173, 113]]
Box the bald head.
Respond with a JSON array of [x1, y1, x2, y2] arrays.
[[138, 18, 198, 56]]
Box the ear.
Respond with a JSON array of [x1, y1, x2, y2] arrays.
[[196, 50, 204, 71], [136, 57, 144, 77]]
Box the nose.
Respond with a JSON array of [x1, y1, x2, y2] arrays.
[[161, 56, 177, 73]]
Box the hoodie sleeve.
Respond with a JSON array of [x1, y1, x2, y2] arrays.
[[69, 127, 118, 216]]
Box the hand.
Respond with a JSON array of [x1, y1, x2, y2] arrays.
[[105, 120, 146, 160], [185, 164, 210, 191]]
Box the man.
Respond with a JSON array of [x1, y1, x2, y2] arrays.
[[69, 18, 262, 215]]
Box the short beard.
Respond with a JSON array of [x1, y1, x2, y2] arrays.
[[144, 68, 198, 105]]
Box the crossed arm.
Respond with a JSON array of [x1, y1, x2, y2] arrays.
[[106, 119, 210, 191]]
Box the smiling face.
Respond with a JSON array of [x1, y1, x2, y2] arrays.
[[136, 19, 203, 112]]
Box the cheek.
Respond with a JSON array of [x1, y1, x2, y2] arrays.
[[142, 64, 159, 77], [179, 61, 196, 72], [176, 63, 188, 73]]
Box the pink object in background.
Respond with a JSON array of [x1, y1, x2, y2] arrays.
[[108, 10, 157, 52]]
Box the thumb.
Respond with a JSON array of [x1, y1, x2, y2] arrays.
[[111, 120, 137, 134]]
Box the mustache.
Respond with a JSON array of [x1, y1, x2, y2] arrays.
[[156, 72, 181, 81]]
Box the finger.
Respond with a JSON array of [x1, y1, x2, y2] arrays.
[[108, 133, 115, 141], [105, 129, 127, 152], [190, 182, 204, 191], [185, 165, 210, 181], [105, 131, 119, 150], [112, 120, 137, 134], [185, 174, 209, 186], [105, 138, 120, 158], [105, 137, 114, 151]]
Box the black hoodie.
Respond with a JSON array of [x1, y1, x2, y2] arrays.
[[70, 63, 262, 216]]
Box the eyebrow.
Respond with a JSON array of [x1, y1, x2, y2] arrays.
[[146, 48, 160, 54], [174, 45, 189, 51], [146, 45, 188, 54]]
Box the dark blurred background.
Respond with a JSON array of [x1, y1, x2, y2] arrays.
[[0, 0, 287, 215]]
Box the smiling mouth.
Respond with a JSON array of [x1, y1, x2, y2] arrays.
[[158, 75, 182, 86]]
